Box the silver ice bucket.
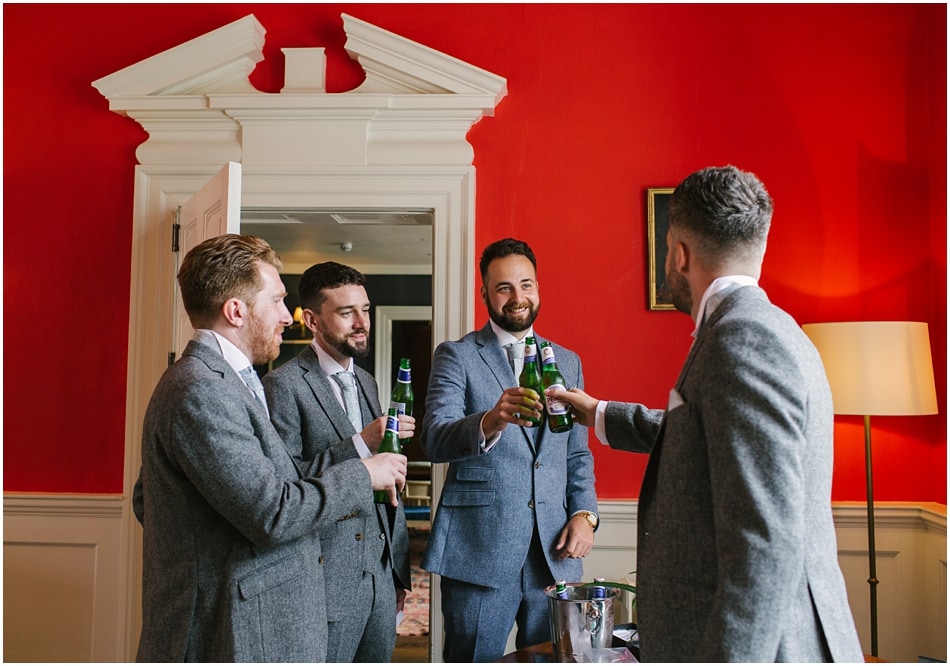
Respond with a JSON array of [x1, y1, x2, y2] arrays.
[[545, 582, 616, 662]]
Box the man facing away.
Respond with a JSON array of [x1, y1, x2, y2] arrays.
[[132, 235, 407, 662], [264, 261, 413, 662], [549, 166, 864, 662], [421, 238, 599, 662]]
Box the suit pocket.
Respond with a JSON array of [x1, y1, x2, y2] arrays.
[[237, 551, 306, 600], [440, 490, 495, 507]]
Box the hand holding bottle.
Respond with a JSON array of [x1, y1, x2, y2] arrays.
[[484, 387, 545, 436], [544, 386, 598, 427], [361, 452, 407, 507]]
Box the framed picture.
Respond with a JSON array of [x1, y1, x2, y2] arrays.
[[647, 188, 676, 311]]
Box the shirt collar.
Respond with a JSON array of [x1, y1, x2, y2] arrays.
[[194, 329, 253, 375], [489, 320, 534, 348], [691, 275, 758, 338]]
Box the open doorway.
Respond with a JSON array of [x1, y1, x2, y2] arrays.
[[242, 209, 434, 659]]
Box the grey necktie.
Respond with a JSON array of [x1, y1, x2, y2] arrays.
[[506, 341, 525, 377], [239, 366, 269, 416], [333, 371, 363, 434]]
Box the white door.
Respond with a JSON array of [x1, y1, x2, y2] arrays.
[[173, 162, 242, 358]]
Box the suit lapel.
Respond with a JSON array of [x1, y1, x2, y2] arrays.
[[476, 323, 538, 454], [298, 346, 354, 439]]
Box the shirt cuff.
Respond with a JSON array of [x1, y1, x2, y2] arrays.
[[353, 434, 372, 459], [594, 400, 610, 446], [479, 413, 501, 453]]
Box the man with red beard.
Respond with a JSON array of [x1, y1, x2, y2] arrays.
[[133, 236, 407, 662], [264, 262, 413, 662], [420, 238, 598, 662]]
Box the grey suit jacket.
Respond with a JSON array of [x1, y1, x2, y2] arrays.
[[132, 339, 374, 662], [263, 345, 412, 616], [604, 287, 863, 662], [420, 323, 597, 587]]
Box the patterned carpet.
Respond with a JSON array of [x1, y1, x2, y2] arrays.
[[398, 527, 430, 636]]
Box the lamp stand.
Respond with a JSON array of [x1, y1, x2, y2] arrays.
[[863, 414, 879, 657]]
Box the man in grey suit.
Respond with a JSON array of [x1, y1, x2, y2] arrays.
[[421, 238, 599, 662], [264, 262, 413, 662], [132, 235, 407, 662], [550, 166, 864, 662]]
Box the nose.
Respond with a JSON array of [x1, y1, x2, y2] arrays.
[[279, 302, 294, 326], [355, 310, 371, 329]]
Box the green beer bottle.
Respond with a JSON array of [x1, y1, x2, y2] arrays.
[[390, 357, 414, 443], [374, 407, 402, 504], [517, 336, 543, 427], [538, 341, 573, 433]]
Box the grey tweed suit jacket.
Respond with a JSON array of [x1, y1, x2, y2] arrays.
[[132, 338, 374, 662], [604, 286, 863, 662], [263, 346, 411, 640], [420, 323, 597, 587]]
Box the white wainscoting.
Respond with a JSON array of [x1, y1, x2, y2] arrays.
[[4, 495, 945, 663]]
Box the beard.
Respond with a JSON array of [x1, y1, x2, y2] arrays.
[[664, 266, 692, 315], [488, 300, 540, 334], [247, 309, 283, 365], [319, 327, 371, 360]]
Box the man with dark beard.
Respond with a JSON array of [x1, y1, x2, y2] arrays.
[[264, 261, 413, 663], [133, 236, 407, 662], [420, 238, 598, 662]]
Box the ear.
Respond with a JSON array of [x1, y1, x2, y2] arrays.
[[302, 308, 320, 333], [222, 298, 247, 328], [480, 284, 488, 304], [672, 239, 690, 274]]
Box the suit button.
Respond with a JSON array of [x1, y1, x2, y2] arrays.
[[528, 500, 535, 508], [318, 556, 325, 565], [355, 533, 364, 541], [535, 462, 541, 469], [379, 533, 386, 540]]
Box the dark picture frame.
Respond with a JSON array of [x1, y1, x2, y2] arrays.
[[647, 188, 676, 311]]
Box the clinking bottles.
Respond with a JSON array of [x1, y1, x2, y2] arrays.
[[538, 341, 573, 433], [374, 407, 402, 504], [517, 336, 543, 428], [390, 357, 414, 443]]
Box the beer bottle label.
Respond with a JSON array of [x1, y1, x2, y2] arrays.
[[545, 382, 570, 415], [391, 401, 407, 417]]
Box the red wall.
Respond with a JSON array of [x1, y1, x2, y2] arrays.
[[4, 4, 946, 502]]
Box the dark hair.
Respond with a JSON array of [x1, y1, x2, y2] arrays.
[[669, 165, 773, 265], [298, 261, 366, 311], [478, 238, 537, 280], [177, 234, 282, 329]]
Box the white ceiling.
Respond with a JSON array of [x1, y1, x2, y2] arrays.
[[241, 208, 434, 275]]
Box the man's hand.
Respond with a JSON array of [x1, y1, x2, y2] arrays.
[[482, 387, 545, 436], [362, 414, 416, 452], [545, 386, 599, 427], [361, 452, 407, 506], [555, 514, 595, 559]]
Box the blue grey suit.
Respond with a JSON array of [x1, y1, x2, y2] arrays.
[[132, 338, 374, 662], [263, 345, 411, 663], [604, 286, 863, 662], [421, 323, 597, 661]]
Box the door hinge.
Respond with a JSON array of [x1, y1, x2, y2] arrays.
[[172, 207, 181, 252], [168, 352, 176, 367]]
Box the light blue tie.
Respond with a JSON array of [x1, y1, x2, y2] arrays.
[[333, 371, 363, 434], [506, 341, 525, 377], [239, 366, 269, 416]]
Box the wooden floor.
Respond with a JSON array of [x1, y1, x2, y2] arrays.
[[392, 634, 430, 662]]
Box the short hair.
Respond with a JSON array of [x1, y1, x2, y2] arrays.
[[298, 261, 366, 311], [177, 234, 283, 329], [478, 238, 537, 280], [669, 165, 774, 266]]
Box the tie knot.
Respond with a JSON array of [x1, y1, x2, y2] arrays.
[[334, 371, 357, 389], [240, 366, 263, 389]]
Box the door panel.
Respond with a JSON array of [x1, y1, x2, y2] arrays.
[[174, 162, 242, 358]]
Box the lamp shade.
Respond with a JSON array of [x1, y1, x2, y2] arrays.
[[802, 321, 938, 416]]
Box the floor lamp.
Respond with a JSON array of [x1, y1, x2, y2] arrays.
[[803, 321, 938, 657]]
